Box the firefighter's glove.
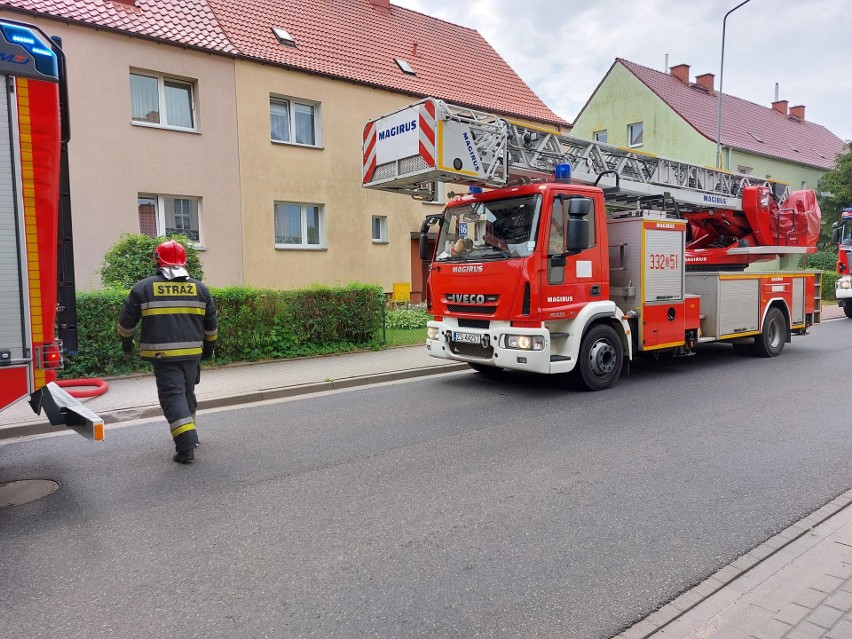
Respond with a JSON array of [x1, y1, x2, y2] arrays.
[[121, 338, 135, 354], [201, 341, 215, 361]]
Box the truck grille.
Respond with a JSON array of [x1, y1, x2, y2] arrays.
[[447, 305, 497, 314]]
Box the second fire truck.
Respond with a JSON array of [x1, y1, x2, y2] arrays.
[[363, 98, 822, 390], [831, 207, 852, 318]]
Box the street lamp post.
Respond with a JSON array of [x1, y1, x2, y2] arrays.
[[715, 0, 753, 169]]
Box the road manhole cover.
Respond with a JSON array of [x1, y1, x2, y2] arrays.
[[0, 480, 60, 508]]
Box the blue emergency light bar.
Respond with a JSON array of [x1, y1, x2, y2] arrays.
[[0, 20, 59, 80], [555, 163, 572, 181]]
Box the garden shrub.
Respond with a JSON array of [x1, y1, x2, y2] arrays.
[[61, 284, 384, 378], [99, 233, 204, 289]]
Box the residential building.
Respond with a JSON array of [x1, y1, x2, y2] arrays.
[[0, 0, 566, 299], [571, 59, 845, 191]]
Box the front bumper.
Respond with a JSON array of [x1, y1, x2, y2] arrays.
[[425, 318, 566, 374], [836, 275, 852, 304]]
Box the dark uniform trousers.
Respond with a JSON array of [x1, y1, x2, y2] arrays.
[[153, 360, 201, 452]]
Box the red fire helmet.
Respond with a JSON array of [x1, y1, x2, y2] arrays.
[[154, 240, 187, 268]]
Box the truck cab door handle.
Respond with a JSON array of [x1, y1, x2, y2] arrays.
[[590, 285, 601, 296]]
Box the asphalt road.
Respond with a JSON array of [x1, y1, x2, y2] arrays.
[[2, 319, 851, 639]]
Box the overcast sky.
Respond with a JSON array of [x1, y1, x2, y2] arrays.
[[393, 0, 851, 142]]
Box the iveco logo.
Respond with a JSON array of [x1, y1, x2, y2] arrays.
[[447, 294, 486, 304], [452, 265, 483, 273]]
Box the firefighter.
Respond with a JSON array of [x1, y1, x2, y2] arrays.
[[117, 240, 217, 464]]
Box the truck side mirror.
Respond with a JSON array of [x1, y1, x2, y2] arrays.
[[566, 197, 593, 254], [831, 222, 840, 245], [419, 214, 442, 262]]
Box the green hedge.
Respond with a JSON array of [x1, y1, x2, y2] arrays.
[[62, 284, 384, 379]]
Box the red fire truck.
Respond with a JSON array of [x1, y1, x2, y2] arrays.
[[0, 18, 102, 438], [363, 98, 822, 390], [831, 207, 852, 318]]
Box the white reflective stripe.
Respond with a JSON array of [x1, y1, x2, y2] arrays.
[[117, 324, 135, 337], [139, 340, 203, 351], [170, 416, 194, 429], [141, 300, 206, 310]]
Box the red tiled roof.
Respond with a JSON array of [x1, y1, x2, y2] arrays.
[[0, 0, 237, 52], [0, 0, 566, 127], [206, 0, 565, 126], [618, 58, 844, 170]]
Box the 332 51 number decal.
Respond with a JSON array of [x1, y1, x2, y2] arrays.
[[649, 253, 678, 270]]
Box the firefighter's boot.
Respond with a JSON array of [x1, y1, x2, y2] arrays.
[[173, 448, 195, 464]]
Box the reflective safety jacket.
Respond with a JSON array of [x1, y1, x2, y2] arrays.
[[118, 273, 217, 362]]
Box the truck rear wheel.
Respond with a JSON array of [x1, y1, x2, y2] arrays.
[[574, 324, 623, 391], [753, 307, 786, 357]]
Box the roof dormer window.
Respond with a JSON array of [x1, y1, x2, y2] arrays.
[[394, 58, 416, 76], [272, 26, 295, 47]]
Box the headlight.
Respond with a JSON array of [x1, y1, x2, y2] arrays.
[[427, 327, 440, 340], [838, 278, 852, 290], [505, 334, 545, 351]]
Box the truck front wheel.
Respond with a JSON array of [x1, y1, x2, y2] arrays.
[[844, 304, 852, 319], [753, 307, 786, 357], [574, 324, 623, 391]]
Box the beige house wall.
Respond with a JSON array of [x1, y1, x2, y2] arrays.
[[11, 15, 243, 289], [235, 61, 438, 292]]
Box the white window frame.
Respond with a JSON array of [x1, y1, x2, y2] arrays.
[[270, 95, 322, 147], [138, 194, 203, 247], [593, 129, 607, 143], [627, 122, 643, 147], [372, 215, 388, 244], [737, 165, 753, 176], [130, 70, 197, 131], [274, 202, 325, 249]]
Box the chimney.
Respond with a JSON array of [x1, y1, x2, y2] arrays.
[[370, 0, 391, 9], [771, 99, 788, 115], [669, 64, 690, 84], [695, 73, 715, 94], [789, 105, 806, 121]]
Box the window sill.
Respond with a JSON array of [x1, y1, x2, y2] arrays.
[[131, 121, 200, 134], [274, 245, 327, 251], [271, 139, 324, 150], [372, 240, 389, 245]]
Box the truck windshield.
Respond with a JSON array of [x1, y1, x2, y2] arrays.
[[842, 219, 852, 246], [434, 194, 541, 262]]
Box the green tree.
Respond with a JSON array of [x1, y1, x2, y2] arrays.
[[99, 233, 205, 289], [817, 141, 852, 245]]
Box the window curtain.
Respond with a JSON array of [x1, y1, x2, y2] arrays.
[[130, 74, 160, 124], [294, 103, 315, 145], [270, 100, 290, 142], [275, 203, 303, 244], [164, 81, 193, 128]]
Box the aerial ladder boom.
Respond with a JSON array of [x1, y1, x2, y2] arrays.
[[362, 98, 819, 264]]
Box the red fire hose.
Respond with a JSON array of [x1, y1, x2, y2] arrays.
[[54, 378, 109, 399]]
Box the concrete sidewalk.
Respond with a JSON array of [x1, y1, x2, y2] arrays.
[[0, 346, 468, 439], [2, 303, 849, 639]]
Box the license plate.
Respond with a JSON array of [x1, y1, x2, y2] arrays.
[[452, 331, 481, 344]]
